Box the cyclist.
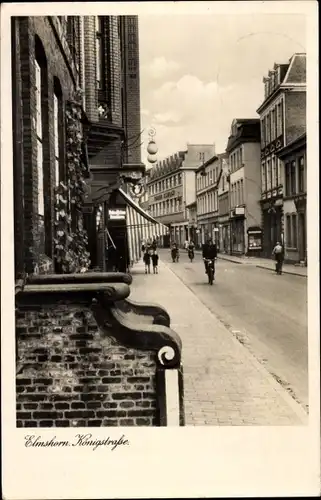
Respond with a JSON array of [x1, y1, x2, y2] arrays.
[[202, 238, 217, 276]]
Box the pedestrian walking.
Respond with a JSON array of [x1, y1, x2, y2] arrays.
[[151, 250, 159, 274], [151, 238, 157, 251], [272, 241, 284, 275], [143, 249, 151, 274]]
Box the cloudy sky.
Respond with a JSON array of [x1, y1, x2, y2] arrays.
[[138, 13, 306, 164]]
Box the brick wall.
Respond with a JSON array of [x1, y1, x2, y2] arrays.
[[90, 137, 122, 167], [14, 16, 78, 275], [83, 16, 98, 122], [16, 299, 158, 427], [284, 91, 306, 145], [109, 16, 122, 127], [121, 16, 142, 164], [12, 17, 25, 278]]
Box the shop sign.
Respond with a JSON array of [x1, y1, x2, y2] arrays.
[[235, 207, 245, 216], [109, 209, 126, 220], [154, 189, 177, 201]]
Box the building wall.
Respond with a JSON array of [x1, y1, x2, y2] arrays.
[[83, 16, 97, 121], [284, 91, 306, 145], [243, 142, 261, 229], [13, 16, 79, 275], [183, 169, 197, 215], [258, 54, 306, 257], [121, 16, 142, 164], [183, 144, 215, 169], [16, 298, 157, 427]]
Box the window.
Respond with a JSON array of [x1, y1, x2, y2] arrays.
[[67, 17, 78, 62], [267, 159, 272, 191], [286, 215, 292, 247], [276, 159, 279, 187], [290, 160, 297, 195], [285, 162, 291, 196], [261, 162, 266, 192], [292, 214, 298, 248], [271, 108, 276, 141], [272, 157, 276, 189], [266, 113, 271, 144], [240, 179, 244, 204], [95, 17, 103, 89], [53, 92, 60, 217], [240, 147, 243, 166], [298, 156, 305, 193], [35, 60, 44, 218], [276, 101, 283, 137]]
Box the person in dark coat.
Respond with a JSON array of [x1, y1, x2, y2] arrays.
[[143, 249, 151, 274], [202, 238, 217, 275], [151, 250, 159, 274]]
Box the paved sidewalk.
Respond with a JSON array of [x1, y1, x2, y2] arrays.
[[130, 259, 307, 426], [192, 250, 307, 277]]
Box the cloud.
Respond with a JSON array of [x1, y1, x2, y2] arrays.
[[144, 56, 181, 79], [151, 75, 226, 124], [154, 111, 183, 125], [139, 14, 307, 164]]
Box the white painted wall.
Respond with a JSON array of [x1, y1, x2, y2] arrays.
[[183, 144, 216, 169], [243, 142, 262, 229]]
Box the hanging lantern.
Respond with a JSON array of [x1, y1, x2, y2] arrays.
[[147, 140, 158, 155], [147, 154, 157, 164]]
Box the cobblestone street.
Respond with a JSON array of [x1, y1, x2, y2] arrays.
[[130, 255, 308, 426]]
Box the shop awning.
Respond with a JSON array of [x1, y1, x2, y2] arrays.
[[118, 188, 169, 264]]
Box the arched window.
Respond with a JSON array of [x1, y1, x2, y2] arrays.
[[53, 77, 63, 219], [35, 36, 48, 255]]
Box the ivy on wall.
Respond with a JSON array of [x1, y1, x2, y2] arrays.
[[54, 88, 91, 273]]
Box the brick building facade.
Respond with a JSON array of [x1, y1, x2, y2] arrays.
[[12, 16, 82, 278], [12, 16, 184, 428], [257, 53, 306, 257]]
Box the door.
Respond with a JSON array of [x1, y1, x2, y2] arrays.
[[298, 212, 306, 262]]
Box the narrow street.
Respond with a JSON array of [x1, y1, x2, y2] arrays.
[[159, 249, 308, 411]]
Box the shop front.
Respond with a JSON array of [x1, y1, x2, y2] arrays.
[[106, 188, 169, 271], [247, 226, 263, 256], [218, 216, 230, 254], [230, 207, 245, 255], [261, 199, 283, 258]]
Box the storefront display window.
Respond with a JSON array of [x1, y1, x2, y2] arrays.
[[248, 229, 262, 251]]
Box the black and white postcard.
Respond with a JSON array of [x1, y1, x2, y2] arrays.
[[1, 1, 319, 498]]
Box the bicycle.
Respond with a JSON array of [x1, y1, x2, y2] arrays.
[[204, 258, 215, 285]]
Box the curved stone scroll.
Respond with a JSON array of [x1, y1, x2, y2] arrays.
[[115, 299, 171, 327], [93, 293, 182, 369]]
